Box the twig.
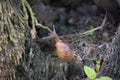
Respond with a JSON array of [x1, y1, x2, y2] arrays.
[[60, 14, 108, 39], [96, 58, 106, 76], [80, 14, 107, 35]]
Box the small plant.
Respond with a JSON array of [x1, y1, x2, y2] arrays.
[[84, 65, 112, 80], [95, 58, 101, 72], [87, 25, 94, 36]]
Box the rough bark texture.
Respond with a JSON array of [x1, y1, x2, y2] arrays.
[[0, 0, 29, 79], [109, 26, 120, 79]]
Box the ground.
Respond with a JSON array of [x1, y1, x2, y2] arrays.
[[21, 0, 120, 80], [1, 0, 120, 80]]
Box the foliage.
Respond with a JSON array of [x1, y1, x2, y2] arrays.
[[84, 66, 96, 79], [87, 25, 95, 36], [95, 58, 101, 72], [84, 65, 112, 80]]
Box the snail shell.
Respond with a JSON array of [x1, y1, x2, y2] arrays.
[[55, 40, 75, 61]]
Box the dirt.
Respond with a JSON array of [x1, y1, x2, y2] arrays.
[[16, 0, 120, 80]]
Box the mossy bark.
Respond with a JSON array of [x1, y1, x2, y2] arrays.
[[96, 26, 120, 80], [0, 0, 29, 79], [0, 0, 67, 80]]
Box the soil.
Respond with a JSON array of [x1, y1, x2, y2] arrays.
[[16, 0, 120, 80]]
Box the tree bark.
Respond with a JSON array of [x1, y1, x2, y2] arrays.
[[0, 0, 29, 79]]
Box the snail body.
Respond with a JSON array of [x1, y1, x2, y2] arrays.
[[50, 29, 81, 62]]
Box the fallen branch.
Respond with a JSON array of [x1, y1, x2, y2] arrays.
[[60, 14, 108, 38]]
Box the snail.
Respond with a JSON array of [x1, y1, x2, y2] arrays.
[[42, 26, 81, 62]]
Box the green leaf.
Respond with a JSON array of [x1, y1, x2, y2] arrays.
[[95, 64, 100, 72], [99, 76, 112, 80], [84, 65, 96, 79], [95, 79, 100, 80]]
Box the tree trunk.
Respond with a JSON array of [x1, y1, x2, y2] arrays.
[[0, 0, 29, 79]]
